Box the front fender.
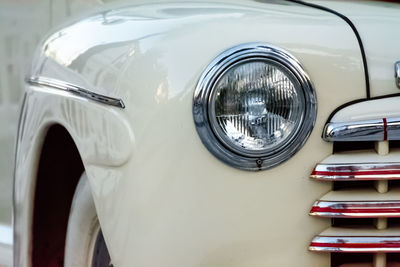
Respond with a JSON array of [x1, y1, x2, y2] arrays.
[[13, 85, 133, 266], [19, 1, 368, 266]]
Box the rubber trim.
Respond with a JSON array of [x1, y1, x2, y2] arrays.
[[286, 0, 370, 99]]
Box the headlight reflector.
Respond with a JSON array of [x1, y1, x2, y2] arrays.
[[193, 43, 317, 171], [210, 59, 305, 156]]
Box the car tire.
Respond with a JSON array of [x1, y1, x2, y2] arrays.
[[64, 173, 112, 267]]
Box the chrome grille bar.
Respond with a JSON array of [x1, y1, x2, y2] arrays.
[[310, 200, 400, 218], [323, 117, 400, 142], [311, 162, 400, 181], [310, 235, 400, 253]]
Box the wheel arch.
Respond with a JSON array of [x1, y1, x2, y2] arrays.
[[13, 83, 133, 267], [31, 123, 85, 267]]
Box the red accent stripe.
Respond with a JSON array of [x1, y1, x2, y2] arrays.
[[311, 170, 400, 177], [383, 118, 388, 141], [310, 206, 400, 214], [310, 242, 400, 249]]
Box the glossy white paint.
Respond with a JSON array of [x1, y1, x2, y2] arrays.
[[7, 0, 400, 266], [330, 96, 400, 123], [13, 1, 374, 266], [14, 85, 132, 266], [309, 0, 400, 97]]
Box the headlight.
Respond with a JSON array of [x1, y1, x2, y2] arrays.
[[193, 43, 317, 171]]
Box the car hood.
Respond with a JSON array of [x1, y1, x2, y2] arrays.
[[305, 0, 400, 97]]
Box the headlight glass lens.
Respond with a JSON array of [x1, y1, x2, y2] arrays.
[[209, 59, 305, 156], [193, 43, 317, 171]]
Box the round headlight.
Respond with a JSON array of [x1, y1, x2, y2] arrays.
[[193, 43, 317, 171]]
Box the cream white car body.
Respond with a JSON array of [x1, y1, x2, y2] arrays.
[[1, 0, 400, 266]]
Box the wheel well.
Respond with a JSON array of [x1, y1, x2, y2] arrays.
[[32, 124, 84, 267]]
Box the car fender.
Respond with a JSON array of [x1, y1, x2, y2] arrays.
[[15, 1, 368, 266]]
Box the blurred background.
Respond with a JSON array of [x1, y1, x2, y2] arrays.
[[0, 1, 111, 265]]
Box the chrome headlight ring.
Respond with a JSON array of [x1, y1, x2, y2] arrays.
[[193, 43, 317, 171]]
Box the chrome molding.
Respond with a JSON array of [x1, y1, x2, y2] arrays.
[[310, 200, 400, 218], [27, 76, 125, 108], [323, 117, 400, 142], [396, 61, 400, 89], [193, 43, 317, 171], [323, 119, 384, 142], [310, 235, 400, 253], [311, 162, 400, 181]]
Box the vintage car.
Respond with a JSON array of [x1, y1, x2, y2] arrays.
[[1, 0, 400, 266]]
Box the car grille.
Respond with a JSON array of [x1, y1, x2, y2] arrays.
[[309, 136, 400, 266]]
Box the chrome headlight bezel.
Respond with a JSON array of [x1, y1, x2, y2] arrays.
[[193, 43, 317, 171]]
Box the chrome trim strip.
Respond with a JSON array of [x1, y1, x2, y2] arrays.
[[323, 119, 383, 142], [310, 236, 400, 253], [27, 76, 125, 109], [311, 162, 400, 181], [310, 200, 400, 218], [396, 61, 400, 89], [323, 117, 400, 142]]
